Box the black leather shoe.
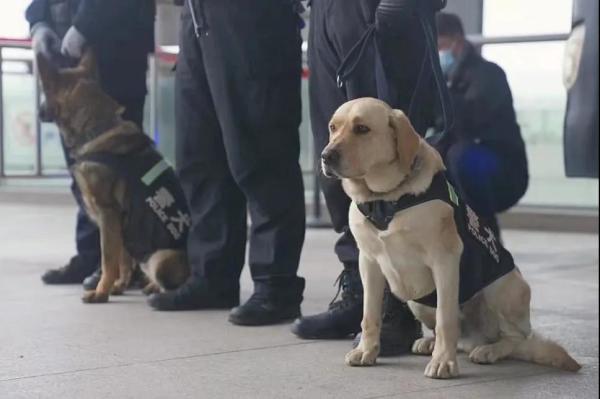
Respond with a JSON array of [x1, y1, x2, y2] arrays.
[[292, 266, 363, 339], [82, 268, 101, 290], [229, 278, 305, 326], [148, 279, 239, 311], [41, 255, 97, 285], [352, 292, 423, 356]]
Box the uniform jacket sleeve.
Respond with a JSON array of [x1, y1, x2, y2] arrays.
[[461, 62, 514, 135], [25, 0, 50, 28], [72, 0, 139, 43]]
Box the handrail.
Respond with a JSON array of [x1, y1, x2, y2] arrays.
[[467, 33, 569, 45], [0, 38, 32, 178], [0, 38, 31, 48]]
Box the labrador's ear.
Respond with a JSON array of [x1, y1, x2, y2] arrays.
[[389, 109, 420, 173], [36, 52, 59, 96], [77, 48, 98, 80]]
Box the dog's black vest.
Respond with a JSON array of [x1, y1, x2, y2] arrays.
[[356, 173, 515, 307], [77, 145, 191, 262]]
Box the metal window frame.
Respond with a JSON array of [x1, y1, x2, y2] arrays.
[[0, 39, 68, 179]]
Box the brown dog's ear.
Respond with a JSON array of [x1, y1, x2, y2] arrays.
[[68, 79, 124, 118], [389, 109, 420, 173], [35, 52, 59, 96], [78, 49, 98, 80]]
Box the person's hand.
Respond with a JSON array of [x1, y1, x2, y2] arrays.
[[61, 26, 87, 59], [31, 23, 61, 60]]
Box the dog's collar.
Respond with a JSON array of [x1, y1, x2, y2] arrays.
[[366, 155, 422, 197], [357, 172, 455, 230]]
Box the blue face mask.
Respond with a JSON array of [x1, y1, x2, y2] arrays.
[[439, 49, 456, 75]]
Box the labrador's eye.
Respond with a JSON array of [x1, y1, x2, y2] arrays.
[[354, 124, 370, 135], [329, 124, 336, 132]]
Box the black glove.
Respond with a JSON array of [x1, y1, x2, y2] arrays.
[[31, 23, 61, 61], [375, 0, 446, 36]]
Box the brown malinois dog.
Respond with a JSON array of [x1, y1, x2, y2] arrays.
[[36, 50, 190, 303]]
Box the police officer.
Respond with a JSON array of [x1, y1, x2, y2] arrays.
[[148, 0, 307, 326], [434, 13, 528, 236], [26, 0, 155, 288], [292, 0, 445, 356]]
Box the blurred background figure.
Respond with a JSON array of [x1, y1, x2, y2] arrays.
[[26, 0, 155, 287], [563, 0, 598, 178], [433, 12, 529, 236]]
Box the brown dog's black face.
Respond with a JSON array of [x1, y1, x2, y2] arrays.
[[321, 98, 420, 179], [36, 50, 123, 148]]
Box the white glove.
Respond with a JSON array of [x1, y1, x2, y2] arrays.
[[31, 23, 61, 59], [61, 26, 87, 59]]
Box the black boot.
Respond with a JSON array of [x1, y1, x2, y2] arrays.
[[82, 268, 101, 290], [353, 291, 422, 356], [228, 277, 305, 326], [41, 255, 98, 285], [291, 265, 363, 339], [147, 278, 239, 311]]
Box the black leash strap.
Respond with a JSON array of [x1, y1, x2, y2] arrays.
[[335, 3, 454, 137]]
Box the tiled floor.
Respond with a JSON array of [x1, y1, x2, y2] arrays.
[[0, 199, 597, 399]]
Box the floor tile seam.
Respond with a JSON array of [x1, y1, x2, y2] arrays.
[[361, 369, 558, 399], [0, 340, 323, 384]]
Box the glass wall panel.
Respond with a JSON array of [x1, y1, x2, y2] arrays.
[[483, 0, 572, 36], [2, 60, 36, 175], [483, 41, 598, 207]]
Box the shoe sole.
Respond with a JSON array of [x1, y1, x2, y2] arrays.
[[228, 310, 301, 327], [291, 329, 359, 340]]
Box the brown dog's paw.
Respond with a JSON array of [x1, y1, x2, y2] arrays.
[[141, 282, 161, 296], [111, 281, 127, 295], [82, 290, 109, 304]]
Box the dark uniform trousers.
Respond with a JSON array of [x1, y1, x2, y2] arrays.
[[176, 0, 306, 294], [308, 0, 434, 267]]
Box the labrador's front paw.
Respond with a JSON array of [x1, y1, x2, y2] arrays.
[[412, 337, 435, 355], [345, 345, 379, 367], [82, 290, 109, 304], [424, 354, 459, 379]]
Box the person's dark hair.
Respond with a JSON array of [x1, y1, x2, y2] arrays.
[[436, 12, 465, 38]]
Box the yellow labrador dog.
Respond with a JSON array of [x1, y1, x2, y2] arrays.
[[321, 98, 580, 379]]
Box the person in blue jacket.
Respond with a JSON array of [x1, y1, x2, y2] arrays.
[[434, 12, 529, 236]]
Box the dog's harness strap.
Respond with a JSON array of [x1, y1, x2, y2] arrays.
[[76, 145, 191, 261], [356, 172, 451, 231], [357, 172, 516, 308]]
